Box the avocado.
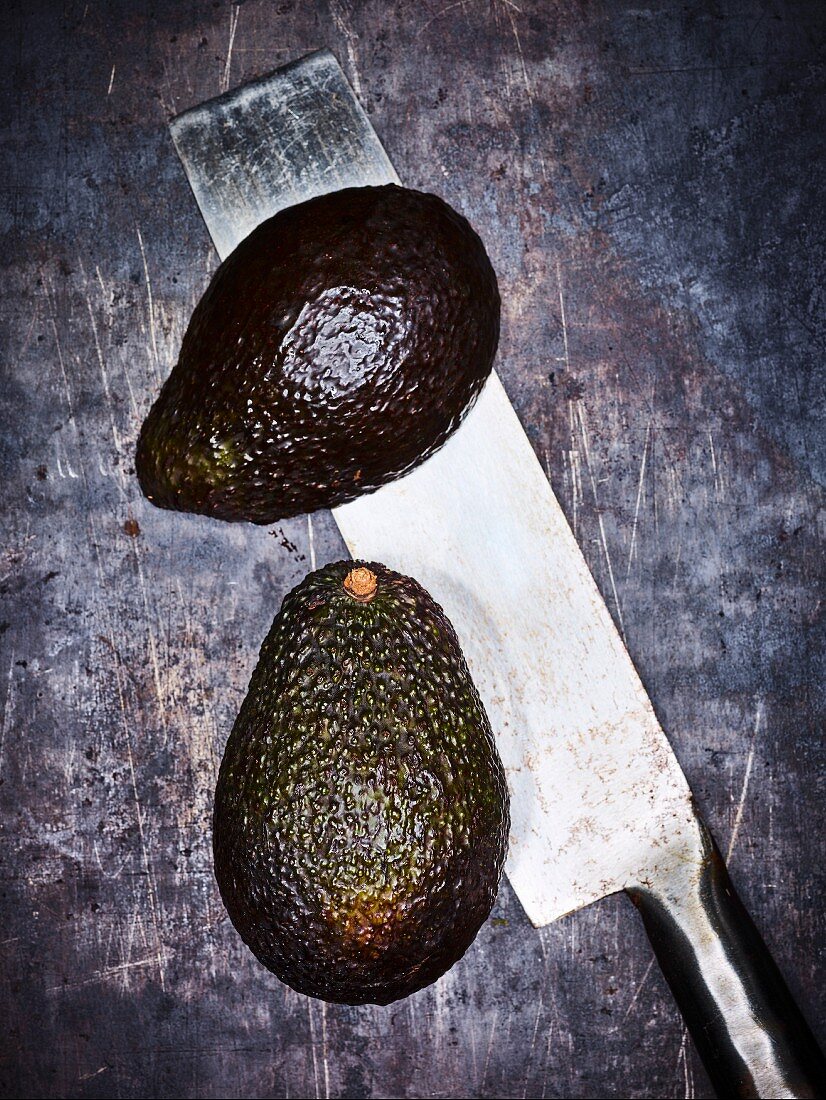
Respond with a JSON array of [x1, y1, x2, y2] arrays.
[[213, 561, 509, 1005], [136, 185, 500, 524]]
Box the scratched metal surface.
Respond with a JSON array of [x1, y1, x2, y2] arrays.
[[0, 2, 823, 1098]]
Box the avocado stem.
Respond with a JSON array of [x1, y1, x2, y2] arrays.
[[343, 567, 377, 603]]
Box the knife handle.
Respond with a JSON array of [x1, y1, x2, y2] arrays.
[[628, 822, 826, 1099]]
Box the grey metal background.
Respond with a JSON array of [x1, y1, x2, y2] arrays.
[[0, 2, 823, 1097]]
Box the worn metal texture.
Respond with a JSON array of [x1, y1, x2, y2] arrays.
[[0, 2, 823, 1098]]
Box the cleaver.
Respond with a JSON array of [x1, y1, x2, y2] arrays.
[[169, 50, 825, 1098]]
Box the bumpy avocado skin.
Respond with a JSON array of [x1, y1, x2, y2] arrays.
[[213, 561, 510, 1005], [136, 185, 500, 523]]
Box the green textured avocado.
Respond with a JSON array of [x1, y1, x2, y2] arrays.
[[136, 184, 500, 523], [213, 561, 510, 1005]]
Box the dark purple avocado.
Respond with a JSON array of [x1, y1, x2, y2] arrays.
[[136, 184, 500, 523]]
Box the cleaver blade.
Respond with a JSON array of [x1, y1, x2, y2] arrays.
[[169, 49, 825, 1100]]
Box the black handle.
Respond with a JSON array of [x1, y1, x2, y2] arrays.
[[628, 824, 826, 1098]]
